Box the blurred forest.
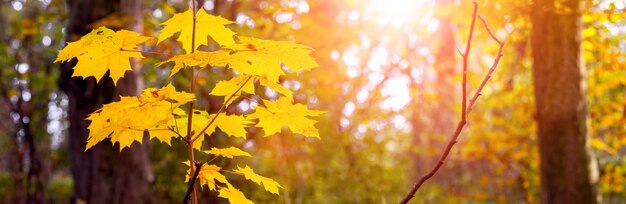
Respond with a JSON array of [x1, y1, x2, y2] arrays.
[[1, 0, 625, 203]]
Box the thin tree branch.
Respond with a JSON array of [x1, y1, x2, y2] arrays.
[[467, 15, 505, 114], [461, 1, 479, 123], [185, 1, 199, 204], [399, 1, 505, 203], [183, 161, 204, 204]]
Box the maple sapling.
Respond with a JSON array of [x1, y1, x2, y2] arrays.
[[55, 3, 322, 204]]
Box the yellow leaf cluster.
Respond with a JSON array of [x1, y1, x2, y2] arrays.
[[55, 27, 151, 85], [86, 84, 194, 150], [248, 97, 324, 138], [56, 8, 321, 204]]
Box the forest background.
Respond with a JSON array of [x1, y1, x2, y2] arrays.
[[1, 0, 625, 203]]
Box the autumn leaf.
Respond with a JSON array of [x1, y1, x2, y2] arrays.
[[222, 37, 318, 83], [157, 9, 235, 53], [203, 147, 251, 158], [210, 76, 255, 107], [218, 184, 254, 204], [183, 162, 229, 191], [55, 27, 151, 85], [248, 97, 324, 138], [157, 50, 233, 76], [258, 76, 293, 100], [175, 110, 252, 149], [235, 165, 282, 195], [85, 84, 194, 150], [159, 37, 317, 82]]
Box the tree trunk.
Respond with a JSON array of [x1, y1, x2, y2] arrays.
[[531, 0, 598, 203], [59, 0, 153, 203]]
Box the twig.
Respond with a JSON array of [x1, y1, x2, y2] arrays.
[[399, 2, 505, 203], [185, 1, 199, 204], [467, 15, 505, 114], [183, 161, 204, 204]]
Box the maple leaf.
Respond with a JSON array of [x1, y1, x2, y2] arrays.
[[218, 184, 254, 204], [221, 37, 318, 83], [157, 50, 236, 76], [258, 76, 293, 100], [203, 147, 251, 158], [159, 37, 317, 83], [235, 165, 282, 195], [210, 76, 255, 107], [158, 51, 214, 76], [183, 162, 228, 191], [157, 9, 235, 53], [176, 110, 252, 149], [85, 84, 194, 150], [248, 97, 324, 138], [55, 27, 151, 85]]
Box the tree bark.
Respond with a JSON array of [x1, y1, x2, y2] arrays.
[[59, 0, 153, 203], [531, 0, 598, 203]]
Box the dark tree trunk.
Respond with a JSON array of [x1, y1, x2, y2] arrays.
[[531, 0, 598, 203], [59, 0, 153, 203]]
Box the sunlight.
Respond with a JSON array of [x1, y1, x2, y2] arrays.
[[365, 0, 427, 26]]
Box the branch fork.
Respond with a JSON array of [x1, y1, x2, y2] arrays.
[[400, 1, 505, 203]]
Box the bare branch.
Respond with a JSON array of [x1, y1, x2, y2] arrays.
[[467, 16, 505, 115], [399, 1, 506, 203]]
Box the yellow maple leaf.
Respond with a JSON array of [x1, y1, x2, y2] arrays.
[[183, 162, 229, 191], [258, 76, 293, 100], [222, 37, 318, 83], [140, 83, 196, 106], [247, 97, 324, 138], [55, 27, 151, 85], [210, 76, 255, 107], [157, 51, 227, 76], [176, 110, 252, 149], [159, 37, 317, 82], [218, 184, 254, 204], [203, 147, 251, 158], [85, 84, 194, 150], [235, 165, 282, 195], [157, 9, 235, 53]]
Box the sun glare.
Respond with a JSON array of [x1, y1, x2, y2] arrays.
[[366, 0, 427, 26]]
